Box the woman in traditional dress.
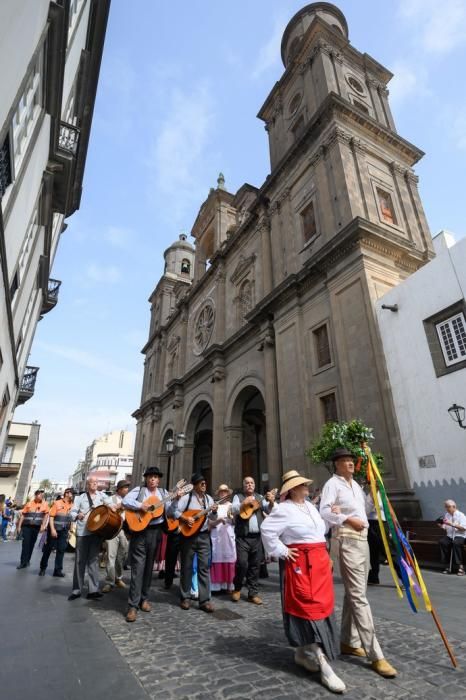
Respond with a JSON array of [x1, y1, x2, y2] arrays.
[[261, 470, 346, 694], [209, 484, 236, 592]]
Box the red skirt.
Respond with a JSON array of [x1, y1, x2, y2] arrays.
[[284, 542, 334, 621]]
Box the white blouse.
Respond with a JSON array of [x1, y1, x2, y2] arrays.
[[260, 499, 327, 559]]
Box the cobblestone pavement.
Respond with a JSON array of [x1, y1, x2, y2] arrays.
[[91, 568, 466, 700]]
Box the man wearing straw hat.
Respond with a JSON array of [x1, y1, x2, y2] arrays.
[[320, 448, 397, 679]]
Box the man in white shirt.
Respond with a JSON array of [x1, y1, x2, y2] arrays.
[[102, 480, 130, 593], [320, 448, 397, 679], [68, 476, 115, 601], [438, 499, 466, 575]]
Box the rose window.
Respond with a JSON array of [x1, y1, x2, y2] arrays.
[[193, 301, 215, 355]]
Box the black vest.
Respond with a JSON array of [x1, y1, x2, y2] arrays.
[[234, 492, 265, 537]]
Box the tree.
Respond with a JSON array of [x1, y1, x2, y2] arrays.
[[39, 479, 52, 491], [306, 419, 384, 482]]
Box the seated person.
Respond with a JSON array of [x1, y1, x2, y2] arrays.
[[437, 499, 466, 575]]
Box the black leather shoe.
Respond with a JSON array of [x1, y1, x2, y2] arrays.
[[38, 569, 46, 576], [16, 564, 27, 569], [68, 593, 81, 601], [86, 592, 104, 600], [53, 571, 65, 577]]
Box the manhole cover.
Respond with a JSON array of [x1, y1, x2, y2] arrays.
[[211, 608, 243, 621]]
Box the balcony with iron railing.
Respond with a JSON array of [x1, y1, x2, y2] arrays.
[[58, 122, 80, 156], [17, 366, 39, 405], [41, 278, 62, 314], [0, 462, 21, 476]]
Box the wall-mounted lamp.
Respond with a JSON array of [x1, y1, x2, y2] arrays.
[[448, 403, 466, 430], [166, 432, 186, 487]]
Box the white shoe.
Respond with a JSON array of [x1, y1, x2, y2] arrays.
[[320, 671, 346, 694], [294, 650, 319, 673]]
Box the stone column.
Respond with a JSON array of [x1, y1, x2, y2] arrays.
[[211, 356, 226, 488], [149, 406, 162, 465], [215, 265, 226, 344], [261, 323, 282, 488], [224, 425, 243, 489], [259, 212, 273, 297], [178, 307, 188, 376]]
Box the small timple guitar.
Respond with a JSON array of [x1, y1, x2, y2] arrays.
[[126, 480, 192, 533], [178, 495, 229, 538], [239, 489, 278, 520]]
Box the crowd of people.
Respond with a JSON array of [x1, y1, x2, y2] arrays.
[[6, 451, 466, 694]]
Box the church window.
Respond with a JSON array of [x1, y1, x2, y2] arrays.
[[288, 36, 303, 62], [436, 313, 466, 367], [320, 393, 338, 423], [193, 301, 215, 355], [377, 188, 397, 225], [313, 324, 331, 367], [301, 200, 317, 242], [347, 76, 364, 94], [239, 280, 253, 318], [289, 92, 302, 116], [181, 258, 191, 275], [291, 115, 305, 141]]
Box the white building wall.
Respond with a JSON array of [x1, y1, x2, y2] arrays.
[[376, 233, 466, 518], [0, 1, 49, 130]]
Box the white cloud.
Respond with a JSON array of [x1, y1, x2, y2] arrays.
[[104, 226, 133, 250], [148, 81, 217, 225], [388, 61, 431, 107], [251, 15, 286, 79], [17, 400, 136, 482], [35, 341, 140, 384], [86, 262, 120, 283], [399, 0, 466, 53]]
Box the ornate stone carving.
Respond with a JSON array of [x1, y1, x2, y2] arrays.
[[167, 334, 180, 353], [152, 406, 162, 422], [193, 300, 215, 356], [230, 253, 256, 285]]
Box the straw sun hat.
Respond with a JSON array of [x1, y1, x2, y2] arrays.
[[280, 470, 313, 496], [216, 483, 233, 497]]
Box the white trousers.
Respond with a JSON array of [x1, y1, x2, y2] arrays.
[[105, 530, 129, 585], [336, 536, 383, 661]]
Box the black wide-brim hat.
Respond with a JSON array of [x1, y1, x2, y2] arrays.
[[191, 472, 205, 485], [331, 448, 354, 462], [143, 466, 164, 478]]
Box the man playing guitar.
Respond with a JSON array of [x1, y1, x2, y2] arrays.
[[231, 476, 275, 605], [123, 466, 175, 621], [168, 472, 218, 612]]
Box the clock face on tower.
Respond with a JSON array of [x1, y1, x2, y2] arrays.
[[193, 300, 215, 355]]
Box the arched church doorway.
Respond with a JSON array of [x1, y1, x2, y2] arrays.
[[184, 400, 213, 489], [231, 387, 267, 492]]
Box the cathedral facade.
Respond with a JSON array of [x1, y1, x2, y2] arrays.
[[132, 3, 433, 515]]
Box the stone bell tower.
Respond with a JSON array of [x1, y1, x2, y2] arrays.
[[256, 3, 433, 511]]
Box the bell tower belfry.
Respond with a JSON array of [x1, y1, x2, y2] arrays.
[[257, 2, 433, 270]]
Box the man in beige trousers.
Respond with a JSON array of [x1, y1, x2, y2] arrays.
[[320, 448, 397, 679]]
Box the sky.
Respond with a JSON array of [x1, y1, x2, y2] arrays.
[[15, 0, 466, 481]]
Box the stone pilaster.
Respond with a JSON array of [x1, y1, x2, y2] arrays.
[[261, 322, 282, 487], [211, 355, 226, 489]]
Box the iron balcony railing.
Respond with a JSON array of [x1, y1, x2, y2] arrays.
[[58, 122, 80, 155], [17, 366, 39, 404]]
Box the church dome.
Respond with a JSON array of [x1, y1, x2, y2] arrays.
[[163, 234, 195, 280], [281, 2, 348, 68]]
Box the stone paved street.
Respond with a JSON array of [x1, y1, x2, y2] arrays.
[[1, 540, 465, 699]]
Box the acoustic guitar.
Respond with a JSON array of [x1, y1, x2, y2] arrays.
[[239, 488, 278, 520], [178, 495, 229, 538], [126, 480, 192, 533]]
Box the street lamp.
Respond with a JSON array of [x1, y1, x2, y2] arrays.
[[447, 403, 466, 429], [166, 432, 186, 488]]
